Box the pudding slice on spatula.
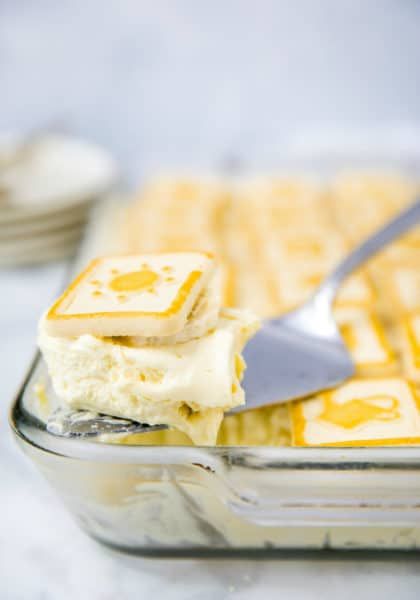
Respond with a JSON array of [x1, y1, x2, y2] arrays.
[[39, 252, 260, 445]]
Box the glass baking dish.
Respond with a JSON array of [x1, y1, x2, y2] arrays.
[[10, 154, 420, 556], [9, 353, 420, 557]]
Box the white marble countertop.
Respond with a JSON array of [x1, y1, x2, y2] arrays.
[[2, 1, 420, 596]]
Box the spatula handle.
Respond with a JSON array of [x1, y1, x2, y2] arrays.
[[316, 198, 420, 306]]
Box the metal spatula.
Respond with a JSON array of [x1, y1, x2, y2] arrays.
[[47, 199, 420, 438]]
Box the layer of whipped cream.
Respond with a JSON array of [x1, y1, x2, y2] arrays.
[[39, 308, 259, 445]]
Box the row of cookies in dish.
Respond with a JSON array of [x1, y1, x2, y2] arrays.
[[329, 173, 419, 385], [121, 176, 376, 316], [292, 173, 419, 446]]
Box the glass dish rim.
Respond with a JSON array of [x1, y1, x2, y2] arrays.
[[10, 352, 420, 470]]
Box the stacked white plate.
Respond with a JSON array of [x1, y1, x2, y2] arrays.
[[0, 133, 118, 267]]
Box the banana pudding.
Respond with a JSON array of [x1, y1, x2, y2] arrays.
[[39, 252, 260, 444]]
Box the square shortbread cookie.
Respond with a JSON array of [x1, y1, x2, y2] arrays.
[[45, 252, 216, 337], [291, 378, 420, 446]]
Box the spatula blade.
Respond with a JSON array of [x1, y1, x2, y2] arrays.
[[238, 322, 354, 412]]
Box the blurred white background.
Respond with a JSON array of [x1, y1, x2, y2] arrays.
[[2, 0, 420, 179], [2, 2, 420, 599]]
